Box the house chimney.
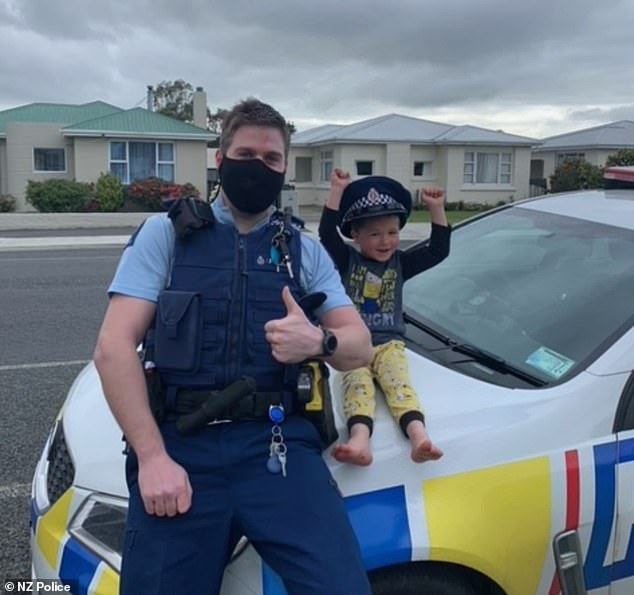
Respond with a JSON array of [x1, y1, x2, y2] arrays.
[[147, 85, 154, 112], [192, 86, 207, 129]]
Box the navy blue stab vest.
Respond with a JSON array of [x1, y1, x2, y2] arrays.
[[156, 215, 304, 411]]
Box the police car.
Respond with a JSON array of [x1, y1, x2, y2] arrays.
[[31, 174, 634, 595]]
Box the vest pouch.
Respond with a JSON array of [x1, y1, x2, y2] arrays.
[[154, 290, 202, 372]]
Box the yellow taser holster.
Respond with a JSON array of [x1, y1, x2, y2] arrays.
[[298, 360, 339, 447]]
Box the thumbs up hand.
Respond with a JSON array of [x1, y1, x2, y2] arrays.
[[281, 285, 304, 316], [264, 287, 323, 363]]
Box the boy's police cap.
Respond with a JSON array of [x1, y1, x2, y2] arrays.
[[339, 176, 412, 238]]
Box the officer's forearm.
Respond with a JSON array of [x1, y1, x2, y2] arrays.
[[94, 341, 166, 462], [325, 323, 373, 371]]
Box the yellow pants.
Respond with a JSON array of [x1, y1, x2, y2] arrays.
[[342, 340, 423, 426]]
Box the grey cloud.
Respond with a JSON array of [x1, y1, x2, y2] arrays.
[[1, 0, 634, 136], [569, 105, 634, 122]]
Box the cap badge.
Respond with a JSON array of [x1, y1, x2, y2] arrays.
[[367, 188, 380, 204]]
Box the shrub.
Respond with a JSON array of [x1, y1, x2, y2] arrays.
[[0, 194, 16, 212], [95, 173, 124, 212], [124, 177, 201, 211], [605, 149, 634, 167], [81, 199, 101, 212], [549, 158, 603, 193], [26, 179, 94, 212]]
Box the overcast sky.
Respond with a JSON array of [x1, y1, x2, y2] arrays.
[[1, 0, 633, 139]]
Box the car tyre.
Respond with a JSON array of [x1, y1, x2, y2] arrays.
[[370, 564, 494, 595]]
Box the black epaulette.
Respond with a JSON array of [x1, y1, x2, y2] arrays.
[[167, 196, 214, 239]]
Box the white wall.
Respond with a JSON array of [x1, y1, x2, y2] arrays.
[[74, 137, 109, 182], [290, 141, 531, 208], [6, 122, 73, 211], [73, 137, 207, 196], [175, 140, 208, 195], [513, 147, 532, 200], [287, 144, 340, 206], [341, 144, 386, 177], [408, 145, 441, 204], [287, 147, 313, 182], [385, 143, 409, 182]]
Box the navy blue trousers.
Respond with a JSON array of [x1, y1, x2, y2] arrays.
[[120, 416, 371, 595]]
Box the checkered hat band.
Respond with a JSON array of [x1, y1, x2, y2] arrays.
[[342, 192, 406, 224], [350, 193, 399, 211]]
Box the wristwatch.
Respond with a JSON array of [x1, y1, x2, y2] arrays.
[[321, 328, 338, 357]]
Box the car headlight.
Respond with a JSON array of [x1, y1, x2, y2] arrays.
[[69, 494, 127, 572], [68, 496, 249, 574], [46, 421, 75, 506]]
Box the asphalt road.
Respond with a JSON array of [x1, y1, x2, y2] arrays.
[[0, 247, 121, 582]]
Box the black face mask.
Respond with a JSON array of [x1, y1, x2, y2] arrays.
[[219, 156, 285, 214]]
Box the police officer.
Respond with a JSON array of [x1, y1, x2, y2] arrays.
[[94, 98, 374, 595]]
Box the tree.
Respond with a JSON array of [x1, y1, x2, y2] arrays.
[[208, 107, 229, 134], [549, 158, 603, 193], [152, 79, 213, 129], [153, 79, 194, 122], [152, 80, 297, 137], [605, 149, 634, 167]]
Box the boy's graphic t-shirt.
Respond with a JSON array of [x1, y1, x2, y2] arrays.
[[344, 252, 405, 345]]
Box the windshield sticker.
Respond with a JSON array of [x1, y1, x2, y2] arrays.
[[526, 347, 575, 379]]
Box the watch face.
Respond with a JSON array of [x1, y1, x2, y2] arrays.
[[323, 329, 338, 355]]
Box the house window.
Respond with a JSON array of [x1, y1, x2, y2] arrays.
[[463, 151, 513, 184], [320, 151, 333, 182], [556, 152, 586, 166], [413, 161, 432, 177], [500, 152, 512, 184], [33, 148, 65, 172], [356, 161, 373, 176], [109, 141, 175, 183], [294, 157, 313, 182], [157, 142, 174, 181], [110, 142, 128, 182]]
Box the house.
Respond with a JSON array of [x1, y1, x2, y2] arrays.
[[288, 114, 537, 207], [532, 120, 634, 190], [0, 88, 215, 211]]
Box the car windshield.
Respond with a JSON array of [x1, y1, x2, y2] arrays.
[[403, 205, 634, 386]]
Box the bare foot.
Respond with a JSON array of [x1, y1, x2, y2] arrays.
[[407, 419, 443, 463], [332, 426, 373, 466], [332, 442, 373, 466], [411, 438, 443, 463]]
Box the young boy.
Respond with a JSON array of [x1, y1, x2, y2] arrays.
[[319, 169, 451, 465]]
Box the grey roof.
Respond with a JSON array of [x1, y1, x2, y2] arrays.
[[435, 124, 536, 145], [538, 120, 634, 151], [292, 113, 537, 147], [292, 124, 346, 144]]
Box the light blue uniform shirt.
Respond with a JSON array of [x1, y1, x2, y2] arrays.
[[108, 198, 352, 316]]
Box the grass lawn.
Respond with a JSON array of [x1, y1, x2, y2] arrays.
[[408, 209, 490, 225]]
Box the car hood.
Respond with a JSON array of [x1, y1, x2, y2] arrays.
[[62, 349, 629, 498]]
